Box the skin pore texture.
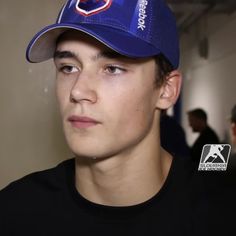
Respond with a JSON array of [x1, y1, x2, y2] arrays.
[[54, 31, 182, 207]]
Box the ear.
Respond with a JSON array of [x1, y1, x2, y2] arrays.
[[156, 70, 182, 110]]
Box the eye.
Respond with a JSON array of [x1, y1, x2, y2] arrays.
[[104, 65, 126, 75], [59, 65, 79, 74]]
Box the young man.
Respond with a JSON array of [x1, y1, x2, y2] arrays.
[[0, 1, 235, 235]]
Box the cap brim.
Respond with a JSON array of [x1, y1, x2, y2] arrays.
[[26, 23, 160, 63]]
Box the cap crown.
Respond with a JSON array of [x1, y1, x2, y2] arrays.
[[57, 0, 179, 68]]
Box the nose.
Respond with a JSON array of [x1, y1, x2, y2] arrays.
[[70, 70, 98, 104]]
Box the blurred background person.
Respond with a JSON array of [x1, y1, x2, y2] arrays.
[[187, 108, 219, 162]]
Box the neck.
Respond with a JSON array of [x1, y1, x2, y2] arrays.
[[199, 123, 207, 132], [74, 134, 172, 206]]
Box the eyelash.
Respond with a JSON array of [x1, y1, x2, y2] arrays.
[[104, 65, 127, 75], [58, 65, 79, 74], [57, 64, 127, 76]]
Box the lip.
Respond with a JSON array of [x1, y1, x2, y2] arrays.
[[68, 115, 100, 129]]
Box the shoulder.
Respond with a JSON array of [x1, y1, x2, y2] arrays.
[[204, 126, 219, 138], [173, 157, 236, 234], [172, 156, 236, 198], [0, 158, 74, 207], [200, 169, 236, 234]]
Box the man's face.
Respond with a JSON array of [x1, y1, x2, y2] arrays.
[[188, 115, 200, 132], [54, 31, 161, 160]]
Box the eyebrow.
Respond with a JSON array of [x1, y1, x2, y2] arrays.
[[54, 50, 77, 60], [94, 51, 126, 60], [53, 50, 127, 61]]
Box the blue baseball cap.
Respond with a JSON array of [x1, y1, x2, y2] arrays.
[[26, 0, 179, 69]]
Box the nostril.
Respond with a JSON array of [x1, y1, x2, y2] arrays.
[[70, 93, 77, 103]]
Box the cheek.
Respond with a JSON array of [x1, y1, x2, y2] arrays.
[[114, 89, 156, 132], [56, 81, 70, 116]]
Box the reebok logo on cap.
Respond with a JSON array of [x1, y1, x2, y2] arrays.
[[76, 0, 112, 16], [138, 0, 148, 31]]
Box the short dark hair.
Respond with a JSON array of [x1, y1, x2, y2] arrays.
[[187, 108, 208, 122], [154, 54, 174, 87]]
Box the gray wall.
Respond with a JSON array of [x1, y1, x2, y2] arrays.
[[0, 0, 71, 189], [180, 12, 236, 146]]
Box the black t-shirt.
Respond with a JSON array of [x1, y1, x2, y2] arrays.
[[0, 157, 235, 236], [160, 114, 190, 157]]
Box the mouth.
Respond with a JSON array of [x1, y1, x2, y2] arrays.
[[68, 115, 100, 129]]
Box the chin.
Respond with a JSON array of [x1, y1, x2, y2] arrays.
[[68, 143, 100, 159], [67, 139, 112, 160]]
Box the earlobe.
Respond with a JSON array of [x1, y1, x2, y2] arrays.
[[156, 70, 182, 110]]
